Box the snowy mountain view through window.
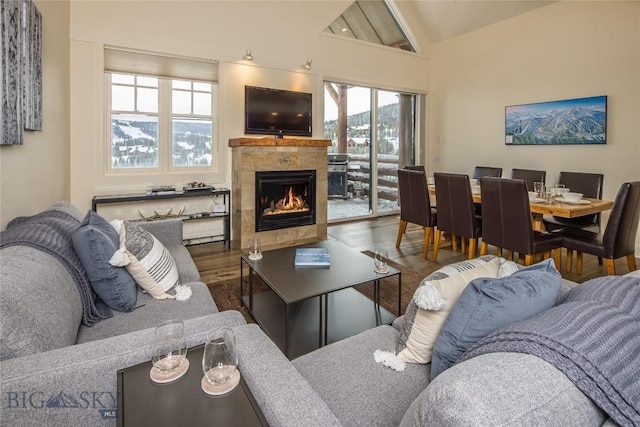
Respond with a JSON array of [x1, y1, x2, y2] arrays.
[[172, 118, 212, 167], [109, 73, 214, 169], [111, 114, 158, 168]]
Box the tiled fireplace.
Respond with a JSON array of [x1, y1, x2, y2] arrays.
[[229, 138, 331, 249]]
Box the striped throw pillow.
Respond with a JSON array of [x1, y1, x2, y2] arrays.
[[111, 220, 179, 299]]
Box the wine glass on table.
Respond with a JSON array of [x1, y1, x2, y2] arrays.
[[201, 328, 239, 394], [555, 184, 567, 202], [533, 182, 543, 199], [151, 320, 188, 381]]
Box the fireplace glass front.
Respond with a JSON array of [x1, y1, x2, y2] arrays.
[[255, 170, 316, 232]]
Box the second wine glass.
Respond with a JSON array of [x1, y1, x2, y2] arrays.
[[202, 328, 238, 386], [374, 249, 389, 273]]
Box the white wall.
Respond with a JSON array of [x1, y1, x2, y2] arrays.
[[67, 0, 431, 213], [428, 1, 640, 253], [0, 0, 70, 229]]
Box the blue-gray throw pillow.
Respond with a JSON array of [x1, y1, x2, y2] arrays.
[[430, 259, 562, 379], [72, 211, 137, 312]]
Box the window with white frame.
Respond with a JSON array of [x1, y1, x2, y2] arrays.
[[104, 47, 218, 173], [171, 80, 213, 168]]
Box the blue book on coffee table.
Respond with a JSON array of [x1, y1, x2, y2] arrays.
[[294, 248, 331, 267]]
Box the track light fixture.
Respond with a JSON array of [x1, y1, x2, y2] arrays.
[[301, 58, 312, 70], [242, 50, 253, 61]]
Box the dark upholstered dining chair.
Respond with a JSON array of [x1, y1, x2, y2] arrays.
[[432, 173, 481, 262], [471, 166, 502, 179], [543, 171, 604, 233], [510, 168, 546, 191], [560, 181, 640, 275], [479, 177, 562, 267], [395, 169, 437, 259]]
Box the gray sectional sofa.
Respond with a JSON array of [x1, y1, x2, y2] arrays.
[[1, 201, 637, 426], [0, 202, 242, 425]]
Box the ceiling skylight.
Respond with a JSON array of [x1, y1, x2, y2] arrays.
[[324, 0, 416, 52]]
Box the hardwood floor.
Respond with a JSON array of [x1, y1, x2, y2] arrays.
[[189, 215, 638, 285]]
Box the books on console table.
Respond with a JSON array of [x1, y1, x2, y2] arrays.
[[294, 248, 331, 267]]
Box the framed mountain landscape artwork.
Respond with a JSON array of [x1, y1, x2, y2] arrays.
[[505, 95, 607, 145]]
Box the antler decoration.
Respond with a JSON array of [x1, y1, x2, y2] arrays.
[[138, 206, 186, 221]]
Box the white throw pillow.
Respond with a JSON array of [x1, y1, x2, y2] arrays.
[[398, 257, 502, 364], [109, 220, 181, 300], [374, 256, 520, 372]]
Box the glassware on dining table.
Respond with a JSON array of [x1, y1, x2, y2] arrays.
[[544, 185, 555, 203], [554, 184, 567, 201], [533, 182, 544, 199]]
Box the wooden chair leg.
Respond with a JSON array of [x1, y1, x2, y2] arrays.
[[605, 258, 616, 275], [461, 237, 467, 254], [452, 235, 458, 252], [480, 242, 488, 256], [468, 238, 477, 260], [524, 254, 533, 266], [496, 248, 502, 258], [598, 256, 603, 265], [627, 253, 638, 272], [395, 220, 407, 248], [507, 250, 514, 261], [553, 249, 562, 270], [576, 252, 583, 274], [423, 227, 433, 259], [566, 249, 573, 273], [432, 230, 443, 262]]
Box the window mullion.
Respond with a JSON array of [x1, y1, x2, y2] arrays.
[[159, 78, 171, 171], [105, 73, 113, 172]]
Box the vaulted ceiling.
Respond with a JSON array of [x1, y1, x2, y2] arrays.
[[323, 0, 557, 52], [410, 0, 556, 43]]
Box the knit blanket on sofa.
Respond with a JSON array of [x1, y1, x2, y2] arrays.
[[0, 209, 112, 326], [460, 276, 640, 427]]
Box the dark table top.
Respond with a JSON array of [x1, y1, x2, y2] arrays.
[[241, 240, 400, 304], [117, 345, 267, 427]]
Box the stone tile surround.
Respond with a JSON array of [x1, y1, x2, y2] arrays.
[[229, 138, 331, 249]]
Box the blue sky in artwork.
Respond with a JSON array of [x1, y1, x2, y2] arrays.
[[508, 96, 606, 114]]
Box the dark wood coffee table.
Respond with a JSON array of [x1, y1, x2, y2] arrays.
[[240, 240, 401, 359], [117, 345, 267, 427]]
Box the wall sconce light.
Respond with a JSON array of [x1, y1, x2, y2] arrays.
[[301, 58, 312, 70], [242, 50, 253, 61]]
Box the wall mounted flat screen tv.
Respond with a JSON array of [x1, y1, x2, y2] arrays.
[[245, 86, 312, 137]]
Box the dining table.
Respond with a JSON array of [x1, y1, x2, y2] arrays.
[[427, 186, 614, 232]]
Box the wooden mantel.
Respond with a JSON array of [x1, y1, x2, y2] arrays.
[[229, 137, 331, 147]]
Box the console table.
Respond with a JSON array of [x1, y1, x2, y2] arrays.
[[92, 189, 230, 248]]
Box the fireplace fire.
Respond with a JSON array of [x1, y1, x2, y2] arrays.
[[262, 186, 309, 215], [255, 170, 316, 232]]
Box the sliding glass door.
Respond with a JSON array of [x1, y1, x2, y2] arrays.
[[324, 82, 417, 222]]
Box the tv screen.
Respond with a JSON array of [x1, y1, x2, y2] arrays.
[[245, 86, 312, 137]]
